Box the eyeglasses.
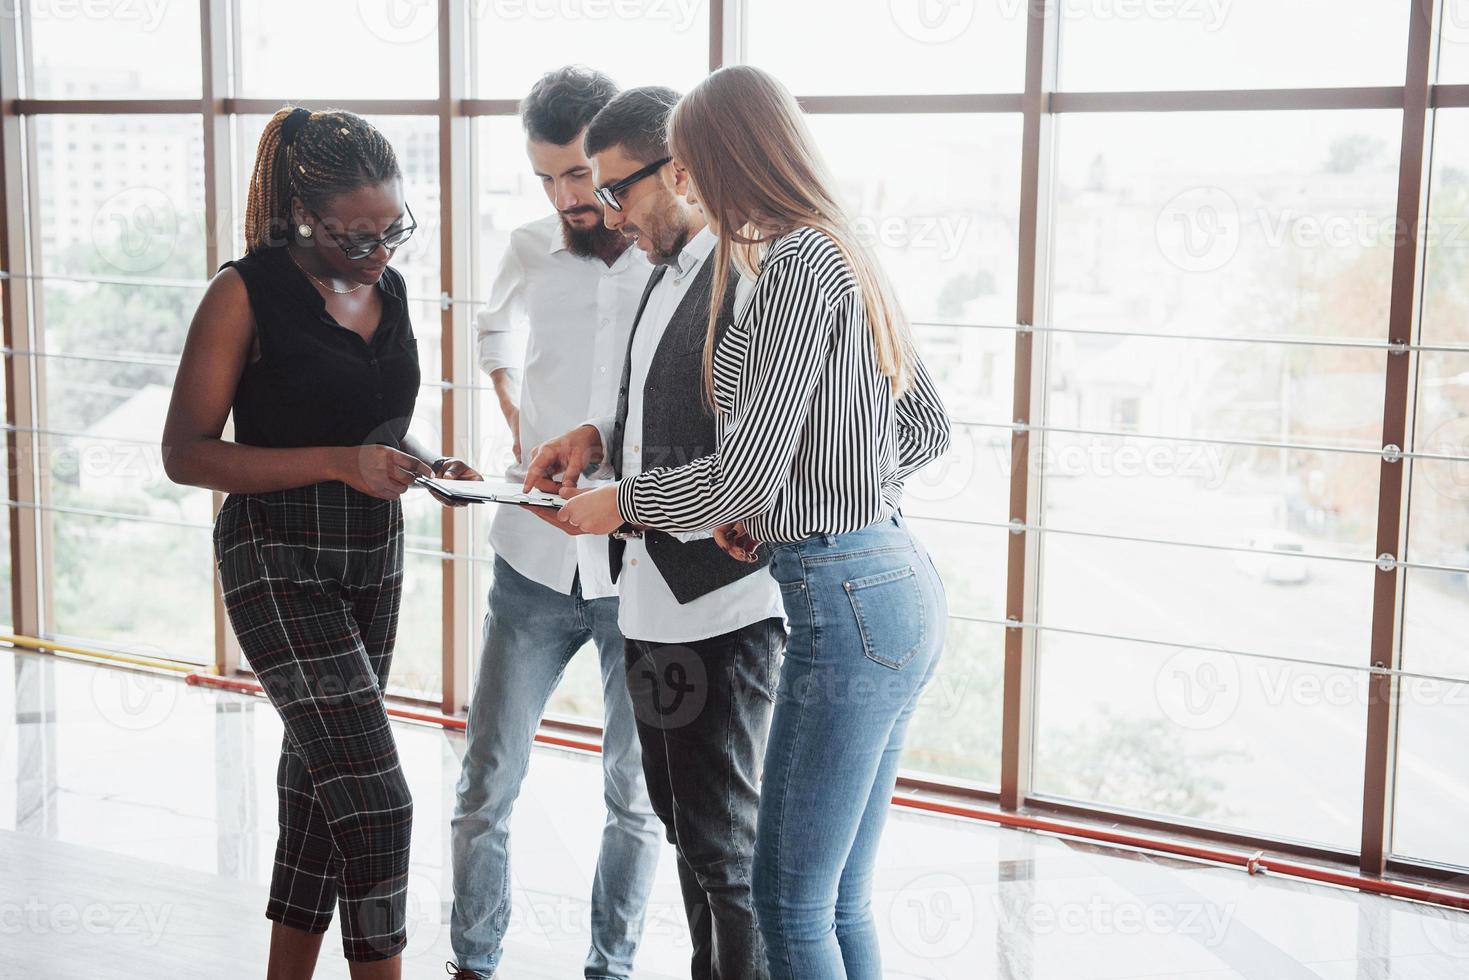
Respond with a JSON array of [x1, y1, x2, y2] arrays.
[[594, 157, 672, 212], [309, 202, 417, 260]]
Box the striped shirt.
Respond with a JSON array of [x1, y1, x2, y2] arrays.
[[616, 226, 952, 544]]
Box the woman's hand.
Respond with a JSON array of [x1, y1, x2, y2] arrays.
[[335, 445, 434, 500], [713, 520, 762, 563], [426, 457, 483, 508], [557, 484, 624, 535]]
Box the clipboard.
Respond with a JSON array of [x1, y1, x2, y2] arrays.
[[414, 475, 643, 538], [413, 475, 566, 508]]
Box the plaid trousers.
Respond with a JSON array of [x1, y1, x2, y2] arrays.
[[214, 480, 413, 963]]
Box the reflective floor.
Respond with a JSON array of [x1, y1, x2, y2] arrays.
[[3, 647, 1468, 979]]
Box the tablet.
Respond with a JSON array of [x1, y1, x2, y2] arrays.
[[413, 475, 566, 508]]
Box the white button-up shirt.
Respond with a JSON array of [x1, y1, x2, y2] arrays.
[[589, 226, 786, 642], [477, 213, 651, 597]]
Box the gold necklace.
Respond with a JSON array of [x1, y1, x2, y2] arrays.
[[287, 247, 366, 294]]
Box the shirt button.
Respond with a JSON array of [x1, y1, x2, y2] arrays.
[[632, 444, 640, 453], [630, 558, 638, 567], [375, 392, 383, 400]]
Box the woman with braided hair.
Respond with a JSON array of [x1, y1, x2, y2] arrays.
[[163, 106, 482, 977]]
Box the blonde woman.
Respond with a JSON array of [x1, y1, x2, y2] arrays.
[[555, 65, 952, 979]]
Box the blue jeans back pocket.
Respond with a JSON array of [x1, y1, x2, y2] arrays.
[[844, 564, 925, 669]]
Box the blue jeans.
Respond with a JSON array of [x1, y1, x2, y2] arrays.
[[450, 555, 662, 980], [753, 513, 947, 980]]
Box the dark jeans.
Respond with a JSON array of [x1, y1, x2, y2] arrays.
[[624, 617, 786, 980]]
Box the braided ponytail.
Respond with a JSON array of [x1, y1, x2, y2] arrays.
[[243, 105, 402, 254]]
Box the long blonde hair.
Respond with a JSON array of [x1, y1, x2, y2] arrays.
[[667, 65, 916, 407]]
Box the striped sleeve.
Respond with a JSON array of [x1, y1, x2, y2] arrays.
[[617, 253, 836, 533], [893, 352, 952, 481]]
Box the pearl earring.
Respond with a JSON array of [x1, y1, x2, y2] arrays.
[[297, 223, 313, 239]]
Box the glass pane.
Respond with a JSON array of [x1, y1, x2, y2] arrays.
[[901, 518, 1005, 787], [32, 116, 210, 665], [34, 115, 205, 279], [1432, 3, 1469, 85], [237, 1, 438, 98], [1050, 110, 1401, 342], [1395, 104, 1469, 866], [1034, 109, 1395, 847], [746, 0, 1025, 94], [473, 1, 709, 97], [391, 325, 448, 699], [47, 512, 215, 665], [0, 347, 8, 629], [1393, 576, 1469, 866], [1033, 632, 1366, 849], [1059, 0, 1411, 91], [808, 114, 1022, 328], [26, 0, 201, 98], [1039, 335, 1386, 547]]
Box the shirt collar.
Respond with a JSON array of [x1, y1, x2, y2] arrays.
[[545, 215, 648, 275], [546, 219, 569, 255], [670, 224, 717, 281]]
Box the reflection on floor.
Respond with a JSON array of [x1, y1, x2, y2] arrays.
[[3, 647, 1469, 979]]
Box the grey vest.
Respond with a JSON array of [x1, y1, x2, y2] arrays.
[[608, 259, 771, 603]]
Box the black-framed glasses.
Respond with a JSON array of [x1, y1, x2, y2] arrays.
[[594, 157, 672, 212], [309, 202, 417, 260]]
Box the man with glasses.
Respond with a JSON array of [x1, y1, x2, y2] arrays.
[[525, 86, 786, 980], [447, 67, 661, 980]]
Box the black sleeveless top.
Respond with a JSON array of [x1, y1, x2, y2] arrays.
[[220, 245, 420, 450]]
